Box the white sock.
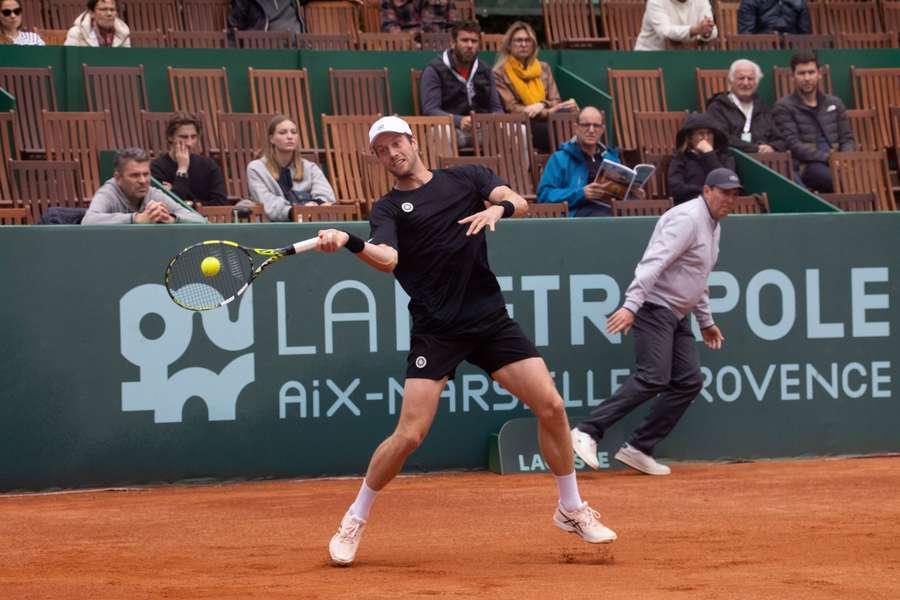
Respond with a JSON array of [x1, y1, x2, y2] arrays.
[[349, 480, 378, 521], [554, 471, 584, 512]]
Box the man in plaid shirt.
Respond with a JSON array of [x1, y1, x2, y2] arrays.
[[382, 0, 457, 38]]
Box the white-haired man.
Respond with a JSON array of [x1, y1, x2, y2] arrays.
[[316, 116, 617, 566], [705, 59, 785, 155]]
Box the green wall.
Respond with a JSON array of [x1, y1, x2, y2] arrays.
[[0, 215, 898, 491]]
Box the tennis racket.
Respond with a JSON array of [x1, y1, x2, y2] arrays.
[[165, 237, 318, 311]]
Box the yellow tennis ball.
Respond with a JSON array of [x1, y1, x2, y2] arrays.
[[201, 256, 221, 277]]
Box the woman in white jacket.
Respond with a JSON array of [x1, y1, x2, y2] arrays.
[[634, 0, 717, 51], [247, 115, 336, 222], [65, 0, 130, 47]]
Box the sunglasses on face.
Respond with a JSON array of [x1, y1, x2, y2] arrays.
[[1, 8, 22, 16]]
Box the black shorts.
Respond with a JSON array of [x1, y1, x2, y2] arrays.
[[406, 313, 541, 380]]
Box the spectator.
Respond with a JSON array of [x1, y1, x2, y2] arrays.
[[537, 107, 628, 217], [738, 0, 811, 35], [0, 0, 44, 45], [420, 20, 504, 149], [382, 0, 456, 39], [705, 59, 785, 154], [83, 148, 206, 224], [247, 115, 335, 222], [151, 113, 228, 207], [772, 50, 854, 193], [493, 21, 578, 153], [634, 0, 717, 51], [65, 0, 130, 47], [668, 113, 735, 205], [228, 0, 308, 44]]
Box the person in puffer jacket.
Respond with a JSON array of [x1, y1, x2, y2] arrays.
[[667, 113, 735, 205], [738, 0, 811, 35]]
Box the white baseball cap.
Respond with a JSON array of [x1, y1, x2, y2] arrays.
[[368, 115, 412, 145]]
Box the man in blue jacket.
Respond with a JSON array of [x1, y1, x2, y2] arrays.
[[536, 106, 623, 217]]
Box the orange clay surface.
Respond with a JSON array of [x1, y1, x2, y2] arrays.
[[1, 456, 899, 599]]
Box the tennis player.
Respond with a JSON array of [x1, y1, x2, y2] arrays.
[[316, 116, 616, 566]]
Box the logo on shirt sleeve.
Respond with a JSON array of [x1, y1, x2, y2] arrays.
[[415, 356, 427, 368]]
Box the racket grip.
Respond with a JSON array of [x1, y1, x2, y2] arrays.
[[292, 237, 320, 254]]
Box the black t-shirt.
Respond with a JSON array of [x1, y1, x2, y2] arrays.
[[369, 165, 508, 336], [150, 153, 228, 206]]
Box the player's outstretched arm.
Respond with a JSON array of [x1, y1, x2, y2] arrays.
[[458, 185, 528, 236], [315, 228, 398, 273]]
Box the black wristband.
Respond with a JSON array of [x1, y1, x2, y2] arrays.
[[344, 232, 365, 254], [499, 200, 515, 218]]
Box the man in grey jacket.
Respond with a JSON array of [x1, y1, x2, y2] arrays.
[[571, 168, 737, 476], [82, 148, 206, 225]]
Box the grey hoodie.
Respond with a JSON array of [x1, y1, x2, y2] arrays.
[[82, 178, 207, 225]]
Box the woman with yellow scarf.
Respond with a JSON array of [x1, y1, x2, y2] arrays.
[[493, 21, 578, 153]]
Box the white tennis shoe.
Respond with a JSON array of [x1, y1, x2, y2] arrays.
[[329, 510, 367, 566], [614, 443, 671, 475], [553, 502, 617, 544], [571, 427, 600, 470]]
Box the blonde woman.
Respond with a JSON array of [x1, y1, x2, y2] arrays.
[[0, 0, 44, 45], [247, 115, 335, 222], [65, 0, 130, 47], [493, 21, 577, 152]]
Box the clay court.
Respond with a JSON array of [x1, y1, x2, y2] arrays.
[[2, 456, 898, 599]]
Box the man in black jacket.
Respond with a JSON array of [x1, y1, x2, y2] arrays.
[[738, 0, 811, 34], [419, 20, 504, 149], [772, 50, 854, 193], [150, 113, 228, 206], [228, 0, 307, 44], [706, 59, 784, 155]]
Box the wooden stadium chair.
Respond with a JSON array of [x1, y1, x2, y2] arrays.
[[9, 160, 85, 223], [773, 64, 832, 100], [611, 198, 673, 216], [410, 69, 424, 116], [641, 152, 673, 200], [807, 0, 829, 34], [34, 28, 67, 45], [883, 1, 900, 33], [182, 0, 231, 31], [695, 68, 730, 112], [168, 30, 229, 48], [891, 106, 900, 197], [850, 67, 900, 150], [715, 2, 740, 42], [328, 68, 392, 116], [195, 202, 269, 223], [725, 33, 780, 50], [358, 32, 416, 51], [235, 30, 294, 49], [420, 32, 452, 51], [607, 68, 668, 152], [22, 0, 45, 29], [455, 0, 476, 21], [42, 110, 115, 201], [846, 109, 882, 152], [605, 1, 644, 50], [82, 65, 149, 151], [296, 32, 355, 49], [542, 0, 610, 49], [471, 112, 536, 199], [140, 110, 211, 159], [168, 67, 233, 155], [819, 192, 879, 212], [479, 33, 504, 51], [547, 111, 584, 152], [0, 67, 57, 157], [403, 115, 459, 169], [130, 30, 167, 47], [522, 202, 567, 218], [438, 155, 501, 173], [217, 112, 275, 202], [532, 151, 550, 187], [124, 0, 182, 32], [752, 151, 794, 181], [303, 1, 360, 45], [731, 193, 770, 214], [665, 37, 723, 50], [247, 68, 320, 158], [824, 1, 884, 34], [829, 150, 895, 211], [293, 204, 360, 222], [780, 33, 835, 49], [836, 31, 898, 49], [361, 0, 381, 33], [41, 0, 84, 29], [0, 207, 31, 224], [634, 111, 687, 161], [0, 111, 20, 204], [322, 114, 381, 208], [359, 153, 394, 213]]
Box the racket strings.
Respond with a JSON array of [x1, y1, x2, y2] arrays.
[[167, 243, 252, 310]]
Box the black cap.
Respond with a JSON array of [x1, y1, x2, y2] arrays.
[[705, 168, 742, 190]]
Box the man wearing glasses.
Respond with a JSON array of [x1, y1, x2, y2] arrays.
[[536, 106, 636, 217]]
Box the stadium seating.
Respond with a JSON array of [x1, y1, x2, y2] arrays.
[[42, 110, 114, 200], [328, 68, 392, 116], [9, 160, 85, 222], [82, 65, 149, 151], [611, 199, 673, 216]]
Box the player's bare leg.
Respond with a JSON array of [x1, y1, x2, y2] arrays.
[[329, 377, 446, 565], [492, 357, 617, 544]]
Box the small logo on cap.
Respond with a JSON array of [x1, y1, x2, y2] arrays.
[[402, 202, 414, 213], [415, 356, 427, 368]]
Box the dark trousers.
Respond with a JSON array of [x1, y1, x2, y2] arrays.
[[796, 161, 834, 193], [577, 303, 704, 455]]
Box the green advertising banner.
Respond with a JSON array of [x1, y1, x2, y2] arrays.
[[0, 214, 898, 491]]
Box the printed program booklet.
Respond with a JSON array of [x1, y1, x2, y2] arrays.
[[593, 160, 656, 201]]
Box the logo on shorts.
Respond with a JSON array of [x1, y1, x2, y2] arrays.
[[401, 202, 414, 213], [415, 355, 427, 368]]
